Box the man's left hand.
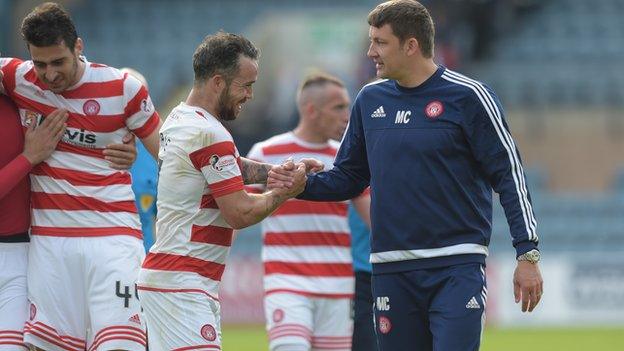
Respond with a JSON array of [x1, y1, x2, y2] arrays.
[[104, 133, 137, 170], [513, 261, 543, 313]]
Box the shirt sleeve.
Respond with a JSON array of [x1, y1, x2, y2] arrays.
[[0, 154, 32, 200], [0, 58, 23, 96], [188, 136, 244, 198], [123, 74, 161, 138], [298, 94, 370, 202], [463, 85, 539, 256]]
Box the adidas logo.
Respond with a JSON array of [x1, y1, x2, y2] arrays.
[[371, 106, 386, 118], [128, 313, 141, 325], [465, 296, 481, 309]]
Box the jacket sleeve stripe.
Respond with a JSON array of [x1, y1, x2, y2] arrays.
[[442, 70, 538, 242]]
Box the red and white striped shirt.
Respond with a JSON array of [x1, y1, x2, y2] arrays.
[[0, 57, 160, 239], [138, 103, 244, 299], [247, 132, 354, 298]]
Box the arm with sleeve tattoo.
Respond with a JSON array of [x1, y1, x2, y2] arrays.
[[240, 157, 271, 185]]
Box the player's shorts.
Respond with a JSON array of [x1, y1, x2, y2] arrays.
[[0, 243, 28, 350], [372, 263, 487, 351], [352, 270, 378, 351], [137, 287, 222, 350], [23, 235, 146, 351], [265, 292, 352, 351]]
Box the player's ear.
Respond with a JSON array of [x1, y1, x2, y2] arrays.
[[404, 37, 420, 57], [74, 38, 84, 56]]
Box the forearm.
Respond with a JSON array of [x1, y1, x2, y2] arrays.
[[240, 157, 271, 185], [228, 190, 289, 229], [0, 154, 32, 199]]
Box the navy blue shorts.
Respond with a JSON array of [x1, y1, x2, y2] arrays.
[[372, 263, 487, 351], [352, 270, 379, 351]]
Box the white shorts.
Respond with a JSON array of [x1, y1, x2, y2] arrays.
[[0, 243, 29, 351], [24, 235, 146, 351], [138, 287, 222, 351], [265, 292, 352, 351]]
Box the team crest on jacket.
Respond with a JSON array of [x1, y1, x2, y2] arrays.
[[201, 324, 217, 341], [83, 99, 101, 116], [424, 100, 444, 119], [378, 315, 391, 334]]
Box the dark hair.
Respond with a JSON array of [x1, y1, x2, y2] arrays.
[[21, 2, 78, 51], [193, 31, 260, 83], [367, 0, 435, 58]]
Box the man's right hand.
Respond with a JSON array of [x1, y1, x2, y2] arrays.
[[22, 109, 68, 165], [271, 161, 307, 197]]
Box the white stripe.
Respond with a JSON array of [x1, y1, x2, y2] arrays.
[[263, 215, 349, 233], [126, 110, 154, 131], [370, 243, 488, 264], [444, 70, 537, 237], [31, 176, 135, 202], [262, 246, 352, 264], [264, 274, 354, 295], [441, 70, 537, 241], [88, 65, 125, 83], [150, 244, 230, 265], [137, 269, 221, 297], [32, 209, 140, 229], [363, 78, 389, 88], [44, 150, 124, 175]]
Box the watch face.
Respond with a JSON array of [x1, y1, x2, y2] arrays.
[[528, 250, 540, 262]]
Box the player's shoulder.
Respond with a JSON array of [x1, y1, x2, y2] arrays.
[[254, 131, 294, 149], [164, 103, 232, 141], [439, 68, 498, 101], [358, 78, 391, 95]]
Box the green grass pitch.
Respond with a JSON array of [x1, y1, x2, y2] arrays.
[[221, 325, 624, 351]]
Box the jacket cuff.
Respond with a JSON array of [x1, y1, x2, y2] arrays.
[[515, 241, 538, 258]]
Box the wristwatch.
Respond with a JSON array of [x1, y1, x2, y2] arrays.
[[517, 249, 540, 263]]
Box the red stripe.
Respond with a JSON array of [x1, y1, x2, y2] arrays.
[[274, 200, 348, 216], [90, 63, 108, 68], [93, 325, 145, 339], [61, 79, 123, 99], [124, 85, 149, 118], [0, 331, 22, 336], [264, 262, 353, 277], [31, 163, 131, 186], [264, 232, 351, 247], [173, 345, 221, 351], [142, 252, 225, 281], [0, 336, 23, 342], [11, 94, 128, 133], [24, 330, 79, 351], [24, 323, 84, 350], [89, 335, 145, 351], [24, 67, 47, 91], [131, 112, 160, 139], [136, 285, 219, 301], [31, 226, 142, 239], [265, 289, 353, 299], [244, 185, 263, 194], [189, 142, 237, 170], [209, 177, 244, 198], [269, 324, 311, 334], [32, 192, 137, 213], [269, 331, 311, 341], [190, 225, 233, 246], [24, 322, 85, 344], [56, 142, 105, 159], [312, 336, 353, 340], [200, 194, 218, 209], [262, 143, 337, 157]]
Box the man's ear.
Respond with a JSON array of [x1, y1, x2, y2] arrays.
[[404, 37, 420, 57], [74, 38, 84, 56]]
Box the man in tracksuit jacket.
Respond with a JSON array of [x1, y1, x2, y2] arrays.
[[273, 1, 544, 350]]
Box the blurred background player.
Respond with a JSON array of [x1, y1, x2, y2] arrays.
[[247, 72, 369, 351], [121, 67, 159, 251], [348, 194, 377, 351], [0, 3, 161, 350], [137, 31, 309, 351], [276, 1, 544, 350]]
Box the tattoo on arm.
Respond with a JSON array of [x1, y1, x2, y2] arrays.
[[241, 157, 271, 185]]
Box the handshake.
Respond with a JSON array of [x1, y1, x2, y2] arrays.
[[267, 158, 325, 198]]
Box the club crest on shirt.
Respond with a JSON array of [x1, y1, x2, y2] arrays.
[[209, 154, 237, 172], [273, 308, 285, 323], [83, 99, 101, 116], [201, 324, 217, 341], [21, 109, 43, 126], [424, 100, 444, 119]]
